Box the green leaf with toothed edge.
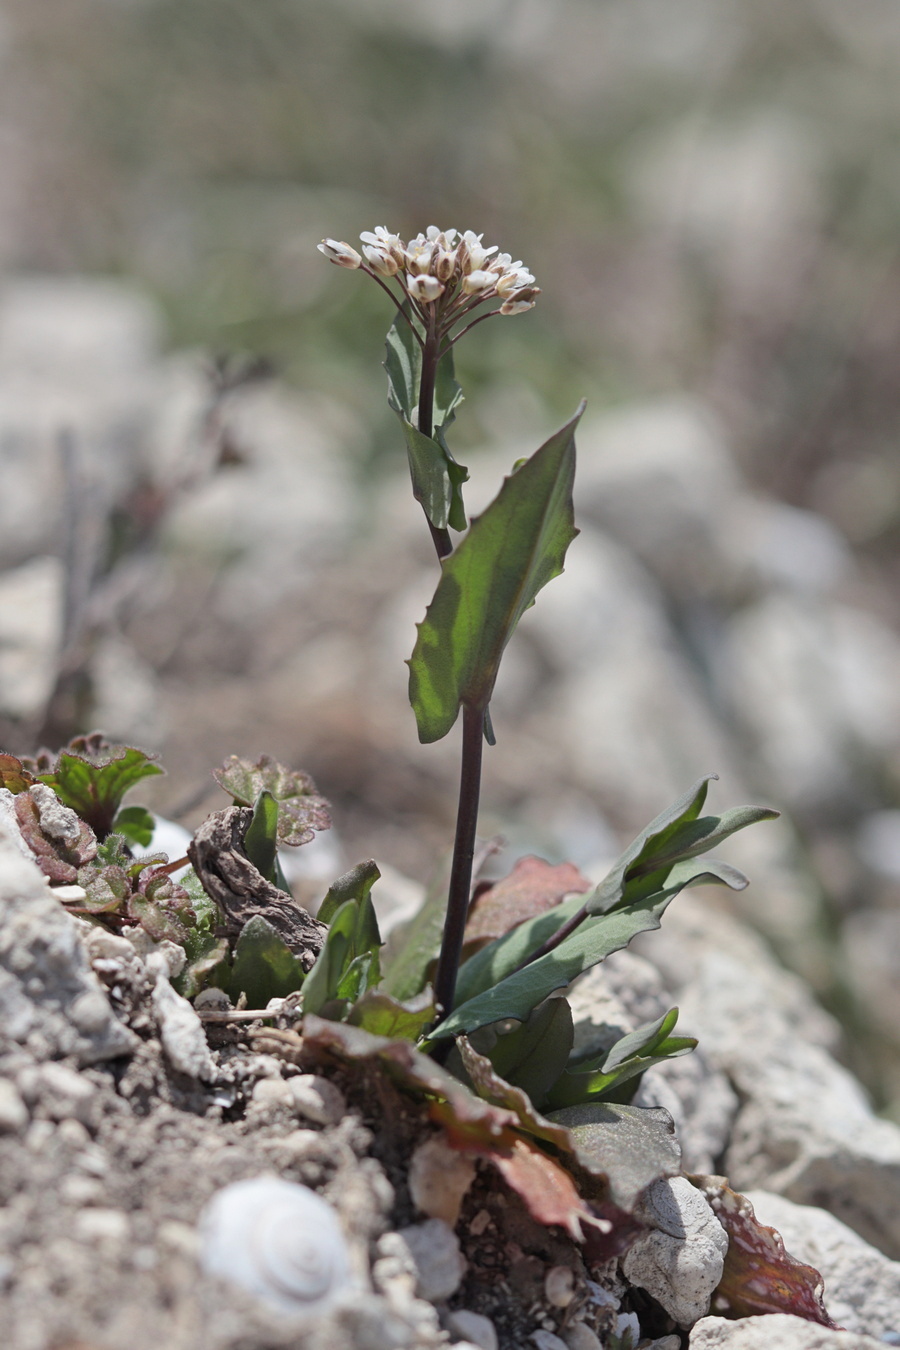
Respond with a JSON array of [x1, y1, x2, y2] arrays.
[[408, 404, 583, 745], [434, 857, 750, 1040]]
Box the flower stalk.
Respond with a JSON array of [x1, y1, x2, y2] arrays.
[[318, 224, 542, 1022]]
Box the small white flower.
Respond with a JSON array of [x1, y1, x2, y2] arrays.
[[360, 227, 406, 265], [462, 270, 496, 296], [318, 239, 362, 269], [407, 274, 444, 303], [496, 268, 535, 297], [460, 230, 498, 273], [406, 241, 436, 275], [362, 244, 401, 277]]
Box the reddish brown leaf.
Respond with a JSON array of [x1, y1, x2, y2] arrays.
[[300, 1015, 519, 1143], [0, 754, 35, 794], [14, 787, 98, 883], [490, 1131, 595, 1242], [694, 1176, 838, 1327], [463, 855, 590, 956], [457, 1035, 574, 1151]]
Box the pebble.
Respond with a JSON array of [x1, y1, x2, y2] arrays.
[[531, 1332, 569, 1350], [0, 1079, 28, 1133], [151, 972, 216, 1081], [563, 1325, 603, 1350], [287, 1073, 346, 1126], [544, 1264, 575, 1308], [446, 1309, 498, 1350], [74, 1207, 131, 1243], [396, 1219, 466, 1303], [409, 1135, 477, 1227]]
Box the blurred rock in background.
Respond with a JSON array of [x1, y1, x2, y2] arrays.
[[3, 0, 900, 1115]]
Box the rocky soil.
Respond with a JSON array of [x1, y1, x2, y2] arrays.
[[2, 808, 900, 1350]]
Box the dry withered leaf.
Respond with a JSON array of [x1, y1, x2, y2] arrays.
[[463, 855, 590, 957], [188, 807, 325, 967], [694, 1176, 838, 1327]]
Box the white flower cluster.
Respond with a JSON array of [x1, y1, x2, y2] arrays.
[[318, 225, 539, 322]]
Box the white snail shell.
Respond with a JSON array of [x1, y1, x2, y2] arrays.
[[199, 1176, 353, 1319]]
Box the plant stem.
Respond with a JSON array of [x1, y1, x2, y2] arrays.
[[418, 324, 453, 560], [433, 704, 485, 1023]]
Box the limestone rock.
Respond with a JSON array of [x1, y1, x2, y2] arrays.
[[0, 818, 135, 1064], [689, 1312, 885, 1348], [150, 965, 215, 1082], [621, 1175, 728, 1326]]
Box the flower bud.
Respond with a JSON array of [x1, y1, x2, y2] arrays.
[[462, 270, 495, 296], [362, 244, 400, 277], [407, 274, 444, 303], [317, 239, 362, 269], [435, 249, 457, 283], [500, 289, 539, 315]]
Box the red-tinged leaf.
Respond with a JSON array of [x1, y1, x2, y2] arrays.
[[0, 753, 35, 794], [489, 1131, 595, 1242], [457, 1035, 574, 1151], [300, 1015, 519, 1142], [212, 754, 331, 846], [30, 734, 163, 840], [463, 856, 590, 956], [694, 1176, 838, 1327], [582, 1200, 648, 1266], [14, 787, 98, 883]]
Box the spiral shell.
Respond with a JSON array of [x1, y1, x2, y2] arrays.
[[198, 1176, 353, 1319]]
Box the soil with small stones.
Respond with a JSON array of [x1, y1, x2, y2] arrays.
[[0, 915, 668, 1350]]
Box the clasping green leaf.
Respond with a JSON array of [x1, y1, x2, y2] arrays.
[[408, 403, 583, 744]]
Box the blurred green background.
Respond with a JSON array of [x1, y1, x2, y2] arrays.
[[6, 0, 900, 525]]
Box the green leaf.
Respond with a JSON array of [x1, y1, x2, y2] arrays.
[[436, 858, 745, 1040], [318, 859, 381, 926], [385, 311, 469, 532], [602, 1008, 680, 1071], [385, 303, 419, 420], [381, 856, 452, 1001], [347, 987, 437, 1040], [302, 890, 382, 1016], [174, 868, 229, 998], [545, 1102, 682, 1210], [586, 777, 778, 916], [486, 997, 574, 1106], [111, 805, 156, 849], [243, 790, 279, 883], [544, 1011, 698, 1112], [224, 915, 307, 1008], [36, 736, 163, 839], [212, 754, 331, 846], [452, 853, 741, 1013], [408, 404, 583, 744]]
